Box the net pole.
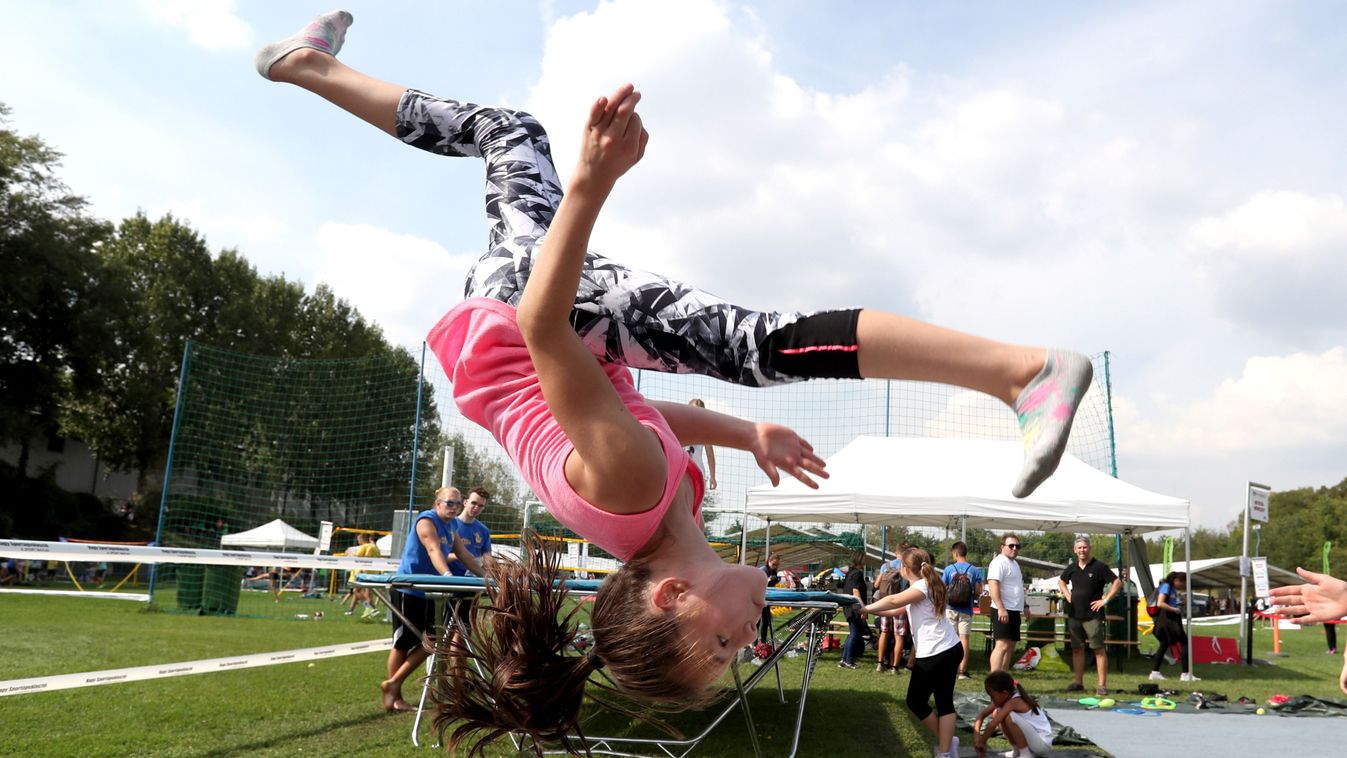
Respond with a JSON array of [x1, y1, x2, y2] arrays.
[[1103, 351, 1117, 477], [408, 343, 427, 514], [147, 340, 193, 606]]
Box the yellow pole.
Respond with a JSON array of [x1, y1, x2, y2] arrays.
[[62, 562, 85, 592]]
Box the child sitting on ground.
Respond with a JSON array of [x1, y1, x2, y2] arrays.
[[973, 670, 1054, 758]]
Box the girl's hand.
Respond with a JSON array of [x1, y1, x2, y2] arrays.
[[1270, 567, 1347, 625], [575, 83, 649, 188], [750, 423, 828, 488]]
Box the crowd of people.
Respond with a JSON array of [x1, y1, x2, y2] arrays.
[[756, 533, 1209, 756]]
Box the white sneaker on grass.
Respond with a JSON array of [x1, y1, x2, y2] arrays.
[[1180, 672, 1202, 682], [1148, 671, 1166, 681]]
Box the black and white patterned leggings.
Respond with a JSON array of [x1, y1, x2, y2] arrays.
[[395, 89, 860, 388]]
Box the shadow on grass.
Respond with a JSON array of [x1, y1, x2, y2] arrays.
[[195, 711, 395, 757], [562, 684, 923, 757]]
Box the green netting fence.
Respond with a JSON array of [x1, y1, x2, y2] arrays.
[[153, 337, 1116, 619]]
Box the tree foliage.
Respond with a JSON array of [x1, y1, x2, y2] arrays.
[[1, 104, 474, 543], [0, 105, 112, 475]]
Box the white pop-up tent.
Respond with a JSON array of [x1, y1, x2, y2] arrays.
[[220, 518, 319, 551], [746, 436, 1189, 535], [745, 436, 1196, 668]]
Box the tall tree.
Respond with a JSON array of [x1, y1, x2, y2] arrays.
[[58, 213, 221, 492], [0, 105, 112, 476]]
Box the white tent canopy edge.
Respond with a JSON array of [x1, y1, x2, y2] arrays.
[[744, 437, 1189, 535]]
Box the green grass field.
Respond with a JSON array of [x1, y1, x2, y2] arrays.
[[1, 592, 1342, 757]]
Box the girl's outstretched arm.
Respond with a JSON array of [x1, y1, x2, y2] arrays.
[[647, 400, 827, 488], [863, 585, 926, 616], [516, 85, 658, 514]]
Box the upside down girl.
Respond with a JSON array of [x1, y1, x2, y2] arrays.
[[257, 10, 1094, 753]]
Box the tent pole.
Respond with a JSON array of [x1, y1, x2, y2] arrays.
[[739, 494, 749, 565], [1185, 527, 1193, 677], [1238, 483, 1251, 660], [764, 521, 772, 566], [960, 515, 967, 545]]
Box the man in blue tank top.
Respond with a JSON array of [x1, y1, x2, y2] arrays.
[[381, 486, 485, 712]]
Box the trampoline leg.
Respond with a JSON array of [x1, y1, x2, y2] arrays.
[[785, 618, 824, 758], [411, 649, 432, 748], [770, 611, 786, 704], [731, 660, 765, 758]]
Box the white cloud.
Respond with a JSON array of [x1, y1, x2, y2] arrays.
[[311, 223, 478, 350], [138, 0, 252, 50], [1187, 192, 1347, 339], [1191, 191, 1347, 260], [1119, 347, 1347, 456]]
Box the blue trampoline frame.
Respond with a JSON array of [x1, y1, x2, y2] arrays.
[[356, 573, 855, 757]]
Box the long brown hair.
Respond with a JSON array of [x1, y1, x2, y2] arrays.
[[901, 546, 947, 615], [432, 531, 717, 756]]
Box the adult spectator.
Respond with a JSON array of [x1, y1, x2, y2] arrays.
[[942, 541, 984, 680], [839, 551, 870, 669], [685, 399, 718, 490], [873, 570, 906, 673], [448, 487, 494, 630], [1148, 570, 1200, 682], [1058, 537, 1120, 695], [987, 533, 1029, 672], [344, 532, 381, 615], [381, 486, 485, 712], [758, 553, 782, 645]]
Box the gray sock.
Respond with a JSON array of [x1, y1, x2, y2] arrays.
[[254, 10, 353, 81], [1011, 349, 1093, 498]]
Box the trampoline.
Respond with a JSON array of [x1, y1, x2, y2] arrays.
[[356, 572, 856, 757]]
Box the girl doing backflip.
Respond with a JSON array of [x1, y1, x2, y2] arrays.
[[257, 10, 1094, 753]]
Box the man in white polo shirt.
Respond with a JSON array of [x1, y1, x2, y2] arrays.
[[987, 533, 1030, 672]]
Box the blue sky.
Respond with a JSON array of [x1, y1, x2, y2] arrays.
[[5, 1, 1347, 532]]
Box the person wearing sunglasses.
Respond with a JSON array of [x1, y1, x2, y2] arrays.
[[987, 534, 1030, 672], [382, 486, 486, 712]]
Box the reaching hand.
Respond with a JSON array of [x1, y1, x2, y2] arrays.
[[576, 83, 649, 187], [1268, 567, 1347, 625], [749, 422, 828, 488]]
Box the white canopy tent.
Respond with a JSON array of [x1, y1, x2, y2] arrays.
[[220, 518, 319, 552], [1146, 557, 1302, 591], [745, 436, 1197, 669], [745, 437, 1189, 534]]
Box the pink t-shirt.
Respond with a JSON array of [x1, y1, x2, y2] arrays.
[[427, 297, 703, 561]]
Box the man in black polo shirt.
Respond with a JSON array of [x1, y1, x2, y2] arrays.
[[1058, 536, 1121, 696]]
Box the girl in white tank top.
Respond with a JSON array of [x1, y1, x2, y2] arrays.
[[973, 670, 1053, 757]]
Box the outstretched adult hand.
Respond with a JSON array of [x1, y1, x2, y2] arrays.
[[1269, 567, 1347, 625], [750, 422, 828, 489], [575, 83, 649, 187]]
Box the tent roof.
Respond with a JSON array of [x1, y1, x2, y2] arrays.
[[1147, 556, 1303, 590], [746, 437, 1189, 534], [220, 518, 319, 551]]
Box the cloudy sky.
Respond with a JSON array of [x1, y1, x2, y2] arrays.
[[5, 0, 1345, 530]]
